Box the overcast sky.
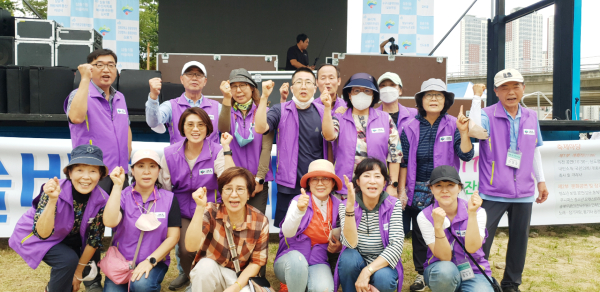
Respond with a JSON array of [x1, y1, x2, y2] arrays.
[[348, 0, 599, 73]]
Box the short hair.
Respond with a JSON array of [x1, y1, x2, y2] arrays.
[[342, 74, 380, 110], [177, 107, 214, 138], [291, 67, 315, 82], [296, 33, 308, 43], [352, 157, 390, 188], [64, 164, 106, 180], [87, 49, 118, 64], [415, 92, 453, 117], [316, 64, 340, 79], [218, 167, 256, 196]]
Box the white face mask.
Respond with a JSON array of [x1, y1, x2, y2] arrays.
[[81, 260, 98, 281], [292, 95, 314, 109], [380, 87, 399, 103], [351, 93, 373, 110]]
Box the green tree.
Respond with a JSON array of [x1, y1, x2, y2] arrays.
[[0, 0, 23, 15], [22, 0, 48, 19], [139, 0, 158, 70]]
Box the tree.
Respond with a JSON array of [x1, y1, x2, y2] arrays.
[[139, 0, 158, 70], [0, 0, 23, 15], [22, 0, 48, 19]]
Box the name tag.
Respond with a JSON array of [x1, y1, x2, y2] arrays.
[[155, 212, 166, 219], [209, 115, 215, 120], [455, 230, 466, 237], [506, 149, 522, 169], [523, 129, 535, 135], [383, 223, 389, 231], [457, 261, 475, 281], [440, 136, 452, 142], [199, 168, 214, 175], [371, 128, 385, 133], [87, 217, 94, 224], [116, 108, 127, 114]]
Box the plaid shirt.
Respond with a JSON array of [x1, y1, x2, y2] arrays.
[[193, 203, 269, 270]]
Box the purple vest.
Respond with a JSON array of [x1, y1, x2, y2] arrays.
[[167, 93, 220, 145], [333, 108, 391, 194], [422, 198, 491, 277], [313, 95, 347, 112], [404, 115, 460, 205], [334, 195, 404, 291], [479, 104, 538, 198], [9, 179, 108, 269], [229, 105, 274, 182], [164, 139, 222, 219], [275, 101, 328, 188], [112, 185, 174, 266], [274, 193, 341, 266], [376, 102, 418, 131], [64, 82, 130, 172]]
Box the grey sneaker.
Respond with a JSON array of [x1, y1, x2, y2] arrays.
[[169, 274, 190, 291], [85, 282, 103, 292], [410, 274, 426, 291]]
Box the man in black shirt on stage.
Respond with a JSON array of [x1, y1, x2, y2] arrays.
[[285, 33, 315, 70]]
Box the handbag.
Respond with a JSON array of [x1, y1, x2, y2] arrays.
[[449, 230, 502, 292], [223, 218, 273, 292], [98, 202, 153, 285]]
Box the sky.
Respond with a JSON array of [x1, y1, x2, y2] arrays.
[[348, 0, 600, 73]]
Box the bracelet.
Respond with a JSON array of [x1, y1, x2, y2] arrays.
[[345, 212, 355, 217], [78, 262, 87, 266], [234, 281, 242, 291], [75, 275, 84, 281]]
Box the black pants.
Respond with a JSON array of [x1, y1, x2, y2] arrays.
[[405, 205, 427, 274], [481, 200, 532, 288], [43, 243, 101, 291], [247, 182, 269, 214], [274, 191, 297, 227]]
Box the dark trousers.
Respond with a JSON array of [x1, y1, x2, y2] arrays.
[[405, 205, 427, 274], [403, 209, 412, 238], [481, 200, 533, 288], [43, 242, 101, 291], [274, 191, 297, 227], [247, 182, 269, 214]]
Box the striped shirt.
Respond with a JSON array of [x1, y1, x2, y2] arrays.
[[339, 199, 405, 268]]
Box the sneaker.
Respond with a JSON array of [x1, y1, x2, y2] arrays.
[[279, 283, 288, 292], [409, 274, 426, 291], [502, 285, 521, 292], [169, 274, 190, 291], [85, 282, 103, 292]]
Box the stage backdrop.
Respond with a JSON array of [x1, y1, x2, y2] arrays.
[[47, 0, 140, 70], [1, 138, 599, 236], [361, 0, 434, 55]]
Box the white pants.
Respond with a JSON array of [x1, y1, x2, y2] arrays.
[[190, 258, 252, 292]]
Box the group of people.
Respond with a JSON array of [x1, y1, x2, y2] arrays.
[[8, 48, 549, 292]]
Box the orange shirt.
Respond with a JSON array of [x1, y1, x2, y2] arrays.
[[303, 197, 332, 247]]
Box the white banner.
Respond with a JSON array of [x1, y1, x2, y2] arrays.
[[0, 138, 599, 237]]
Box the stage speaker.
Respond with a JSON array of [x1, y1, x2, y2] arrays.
[[15, 18, 55, 40], [73, 70, 119, 91], [57, 27, 102, 47], [160, 82, 185, 103], [0, 65, 7, 113], [6, 65, 30, 113], [0, 8, 15, 37], [0, 36, 14, 65], [118, 69, 161, 114], [15, 40, 53, 66], [29, 66, 76, 114], [56, 41, 102, 69]]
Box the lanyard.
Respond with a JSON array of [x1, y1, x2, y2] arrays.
[[132, 188, 157, 215]]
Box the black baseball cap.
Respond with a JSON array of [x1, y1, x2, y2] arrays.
[[429, 165, 461, 185]]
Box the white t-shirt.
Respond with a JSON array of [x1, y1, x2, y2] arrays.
[[417, 208, 487, 246]]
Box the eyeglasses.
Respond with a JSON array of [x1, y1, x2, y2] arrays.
[[231, 83, 249, 91], [351, 88, 374, 96], [292, 79, 315, 87], [223, 186, 247, 195], [424, 93, 445, 101], [91, 63, 116, 70], [310, 177, 332, 184], [184, 72, 206, 79], [184, 122, 206, 129]]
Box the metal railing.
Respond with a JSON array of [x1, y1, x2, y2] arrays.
[[447, 63, 600, 78], [521, 91, 553, 120]]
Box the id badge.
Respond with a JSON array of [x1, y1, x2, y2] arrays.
[[505, 149, 522, 169], [457, 261, 475, 281]]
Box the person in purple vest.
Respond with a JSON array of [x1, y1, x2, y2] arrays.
[[217, 68, 276, 214], [376, 72, 418, 130], [418, 165, 493, 292], [274, 159, 343, 292], [322, 73, 401, 200], [158, 107, 236, 284], [146, 61, 222, 145], [313, 64, 347, 112], [9, 145, 110, 292], [399, 78, 473, 292], [470, 69, 548, 292], [65, 49, 131, 197], [255, 67, 329, 227], [335, 158, 404, 292], [103, 149, 181, 292]]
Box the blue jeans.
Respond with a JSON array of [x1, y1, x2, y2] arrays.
[[103, 262, 168, 292], [274, 250, 334, 292], [337, 248, 398, 292], [424, 261, 493, 292], [175, 244, 184, 275]]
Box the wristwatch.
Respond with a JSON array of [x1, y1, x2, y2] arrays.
[[147, 256, 157, 267], [391, 181, 399, 188], [255, 177, 265, 184], [223, 150, 233, 156]]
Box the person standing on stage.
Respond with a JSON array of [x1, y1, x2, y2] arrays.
[[470, 69, 548, 292], [146, 61, 222, 145], [255, 67, 328, 227], [285, 33, 314, 70]]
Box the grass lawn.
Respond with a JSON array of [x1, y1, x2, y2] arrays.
[[1, 224, 599, 291]]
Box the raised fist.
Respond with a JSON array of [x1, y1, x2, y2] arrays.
[[149, 77, 162, 100], [221, 132, 233, 146], [43, 177, 61, 200], [192, 187, 207, 208], [468, 191, 483, 214], [297, 188, 310, 212], [279, 82, 290, 103], [320, 88, 332, 108], [78, 64, 93, 81], [110, 166, 126, 186], [472, 84, 486, 97], [220, 80, 232, 101], [432, 207, 447, 229], [262, 80, 275, 98]]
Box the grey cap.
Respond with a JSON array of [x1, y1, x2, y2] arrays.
[[229, 68, 257, 88], [415, 78, 455, 106]]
